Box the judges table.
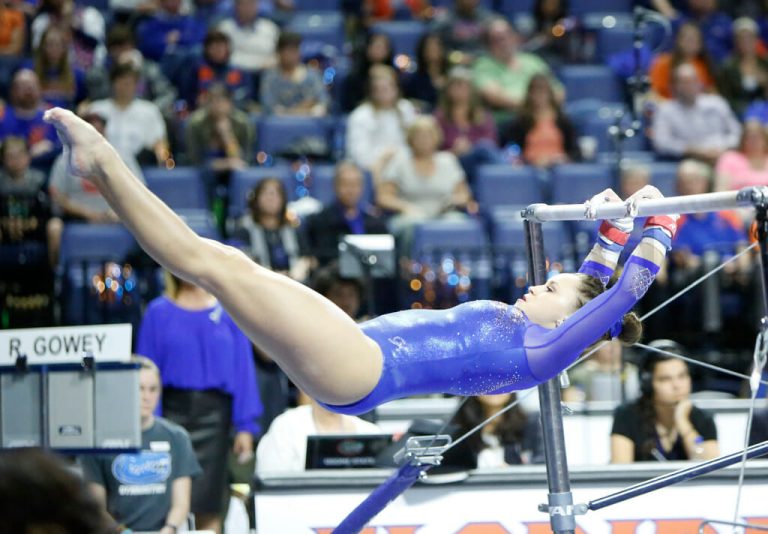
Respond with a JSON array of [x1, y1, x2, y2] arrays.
[[255, 462, 768, 533]]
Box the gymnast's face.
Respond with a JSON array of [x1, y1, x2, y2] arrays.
[[515, 273, 583, 328]]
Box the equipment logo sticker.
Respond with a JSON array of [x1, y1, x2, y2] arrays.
[[112, 451, 171, 485]]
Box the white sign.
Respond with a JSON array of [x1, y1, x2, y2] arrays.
[[257, 477, 768, 533], [0, 324, 133, 365]]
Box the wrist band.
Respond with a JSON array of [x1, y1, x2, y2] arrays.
[[599, 221, 630, 246], [644, 215, 678, 237], [642, 227, 672, 251]]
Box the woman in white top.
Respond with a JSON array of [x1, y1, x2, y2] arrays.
[[346, 65, 417, 171], [256, 397, 381, 474], [376, 115, 476, 243]]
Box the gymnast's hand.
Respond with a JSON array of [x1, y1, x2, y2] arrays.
[[43, 107, 111, 182]]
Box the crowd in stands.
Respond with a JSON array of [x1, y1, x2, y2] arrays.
[[5, 0, 768, 530]]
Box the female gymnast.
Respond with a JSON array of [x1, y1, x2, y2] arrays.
[[44, 107, 677, 415]]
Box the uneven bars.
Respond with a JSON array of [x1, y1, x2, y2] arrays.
[[522, 187, 768, 223]]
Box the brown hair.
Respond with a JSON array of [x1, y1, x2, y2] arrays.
[[520, 73, 562, 122], [577, 274, 643, 345], [437, 67, 488, 126], [247, 177, 289, 225], [34, 26, 75, 98]]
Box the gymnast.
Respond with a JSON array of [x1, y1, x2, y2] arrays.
[[44, 108, 677, 415]]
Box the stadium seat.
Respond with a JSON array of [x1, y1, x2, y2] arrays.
[[595, 27, 635, 63], [412, 219, 488, 257], [649, 162, 679, 197], [144, 167, 208, 211], [559, 65, 623, 104], [255, 116, 334, 159], [569, 0, 632, 16], [583, 114, 650, 154], [550, 163, 613, 204], [228, 166, 292, 220], [287, 13, 345, 52], [474, 164, 544, 211], [491, 213, 573, 265], [498, 0, 535, 15], [293, 0, 339, 10], [371, 21, 427, 59]]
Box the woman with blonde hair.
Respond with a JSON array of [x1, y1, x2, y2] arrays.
[[346, 64, 417, 171]]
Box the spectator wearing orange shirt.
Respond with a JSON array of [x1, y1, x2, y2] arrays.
[[0, 2, 24, 57], [649, 21, 717, 100]]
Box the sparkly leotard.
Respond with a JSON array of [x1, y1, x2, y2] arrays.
[[320, 237, 662, 416]]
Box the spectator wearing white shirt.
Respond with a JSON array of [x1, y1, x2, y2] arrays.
[[256, 399, 381, 474], [346, 65, 417, 171], [89, 63, 170, 167], [652, 63, 741, 164], [217, 0, 279, 72]]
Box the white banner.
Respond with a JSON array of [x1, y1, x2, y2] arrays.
[[0, 324, 133, 365], [256, 479, 768, 533]]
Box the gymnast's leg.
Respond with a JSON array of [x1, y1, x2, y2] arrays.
[[44, 108, 383, 406]]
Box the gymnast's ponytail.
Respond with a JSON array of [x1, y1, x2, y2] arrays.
[[617, 311, 642, 346]]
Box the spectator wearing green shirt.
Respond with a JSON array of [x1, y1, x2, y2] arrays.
[[472, 18, 563, 119]]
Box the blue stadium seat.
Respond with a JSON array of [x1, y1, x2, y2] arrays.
[[255, 116, 334, 158], [58, 224, 139, 325], [559, 65, 623, 104], [412, 219, 488, 256], [228, 166, 292, 220], [499, 0, 535, 15], [649, 162, 679, 197], [144, 167, 208, 211], [474, 165, 544, 211], [492, 213, 573, 265], [178, 211, 221, 241], [371, 21, 427, 59], [550, 163, 613, 204], [432, 0, 493, 7], [293, 0, 339, 10], [287, 13, 345, 52], [583, 114, 650, 154], [569, 0, 632, 16], [595, 27, 635, 63]]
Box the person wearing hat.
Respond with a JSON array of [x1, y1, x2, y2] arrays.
[[610, 339, 720, 463]]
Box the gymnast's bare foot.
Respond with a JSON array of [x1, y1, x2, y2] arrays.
[[43, 107, 112, 183]]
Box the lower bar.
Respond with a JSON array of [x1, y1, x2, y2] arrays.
[[588, 441, 768, 511]]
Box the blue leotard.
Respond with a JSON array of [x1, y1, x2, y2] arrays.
[[320, 235, 663, 416]]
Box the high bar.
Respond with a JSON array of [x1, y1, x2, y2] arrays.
[[521, 186, 768, 223]]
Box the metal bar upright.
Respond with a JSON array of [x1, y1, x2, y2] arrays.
[[523, 220, 575, 534]]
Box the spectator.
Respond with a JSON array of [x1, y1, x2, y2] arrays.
[[649, 21, 717, 101], [80, 356, 201, 534], [90, 63, 171, 167], [86, 25, 178, 117], [563, 339, 641, 403], [34, 26, 87, 109], [137, 273, 263, 534], [432, 0, 494, 60], [443, 393, 543, 468], [305, 161, 388, 267], [31, 0, 106, 70], [611, 341, 719, 462], [472, 18, 563, 117], [500, 73, 580, 168], [434, 66, 499, 181], [0, 69, 60, 167], [342, 31, 394, 113], [0, 449, 108, 534], [525, 0, 578, 67], [0, 1, 25, 57], [346, 64, 417, 171], [362, 0, 430, 23], [376, 115, 475, 241], [185, 83, 254, 171], [255, 395, 382, 474], [311, 263, 367, 321], [234, 177, 312, 282], [217, 0, 279, 72], [674, 0, 733, 63], [183, 29, 252, 110], [651, 63, 741, 163], [715, 119, 768, 191], [136, 0, 207, 62], [49, 110, 144, 224], [259, 31, 328, 117], [403, 33, 449, 112], [0, 136, 61, 267], [717, 17, 768, 117]]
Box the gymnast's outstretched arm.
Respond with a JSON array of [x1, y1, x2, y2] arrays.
[[44, 108, 383, 406]]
